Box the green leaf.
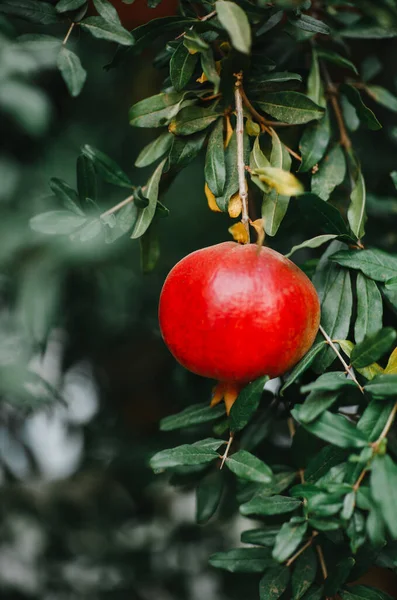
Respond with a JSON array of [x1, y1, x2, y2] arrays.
[[341, 25, 397, 39], [58, 46, 87, 98], [140, 224, 160, 273], [80, 16, 134, 46], [298, 390, 341, 424], [307, 51, 325, 108], [286, 234, 338, 258], [325, 557, 355, 596], [0, 80, 51, 137], [366, 85, 397, 113], [256, 10, 283, 36], [305, 446, 347, 483], [167, 131, 206, 171], [216, 131, 248, 211], [56, 0, 87, 14], [357, 400, 395, 442], [92, 0, 121, 25], [254, 167, 303, 197], [301, 586, 324, 600], [280, 342, 327, 394], [183, 30, 209, 53], [215, 1, 252, 55], [129, 91, 188, 128], [348, 168, 367, 240], [330, 248, 397, 282], [292, 407, 369, 449], [311, 145, 346, 201], [81, 145, 132, 188], [149, 443, 219, 471], [291, 547, 317, 600], [103, 203, 138, 243], [49, 177, 83, 215], [131, 159, 165, 239], [193, 438, 227, 451], [256, 92, 325, 125], [292, 14, 330, 35], [355, 274, 383, 343], [341, 585, 394, 600], [361, 56, 382, 82], [201, 49, 221, 94], [299, 193, 351, 237], [340, 84, 382, 130], [341, 491, 356, 520], [250, 72, 303, 88], [365, 374, 397, 398], [160, 401, 225, 431], [205, 119, 226, 197], [351, 328, 396, 368], [272, 520, 308, 563], [241, 527, 280, 547], [170, 43, 197, 92], [240, 494, 302, 517], [301, 372, 357, 393], [169, 106, 222, 135], [341, 95, 360, 132], [196, 469, 224, 524], [317, 49, 358, 74], [230, 376, 268, 433], [30, 211, 87, 235], [76, 154, 96, 203], [299, 111, 331, 173], [259, 565, 290, 600], [0, 0, 61, 24], [135, 132, 173, 168], [225, 450, 272, 484], [209, 548, 272, 573]]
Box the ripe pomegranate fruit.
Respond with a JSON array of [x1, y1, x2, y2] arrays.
[[159, 242, 320, 410]]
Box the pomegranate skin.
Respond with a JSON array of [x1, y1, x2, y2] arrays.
[[158, 242, 320, 383]]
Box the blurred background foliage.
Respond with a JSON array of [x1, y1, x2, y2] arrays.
[[1, 1, 397, 599]]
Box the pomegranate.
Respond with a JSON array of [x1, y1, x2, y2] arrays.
[[159, 242, 320, 410]]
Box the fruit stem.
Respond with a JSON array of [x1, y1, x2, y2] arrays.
[[234, 72, 250, 243], [220, 432, 234, 469], [63, 22, 75, 46]]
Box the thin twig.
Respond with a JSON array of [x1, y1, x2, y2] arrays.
[[287, 417, 296, 438], [321, 63, 352, 151], [100, 194, 134, 219], [286, 531, 318, 567], [316, 544, 328, 580], [234, 72, 250, 242], [220, 433, 234, 469], [176, 9, 216, 39], [63, 22, 75, 45], [319, 325, 364, 393]]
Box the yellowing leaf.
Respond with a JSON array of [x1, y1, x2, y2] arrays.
[[197, 71, 207, 83], [250, 218, 265, 247], [358, 362, 384, 380], [224, 115, 233, 148], [205, 183, 222, 212], [229, 221, 249, 244], [228, 192, 242, 218], [253, 167, 304, 196], [246, 117, 261, 137], [385, 347, 397, 374]]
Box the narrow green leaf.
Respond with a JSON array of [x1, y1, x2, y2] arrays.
[[351, 328, 396, 368], [92, 0, 121, 25], [76, 154, 96, 203], [317, 49, 358, 74], [56, 0, 87, 13], [80, 16, 134, 45], [340, 84, 382, 130], [215, 1, 252, 54], [170, 43, 197, 92], [341, 492, 356, 521], [272, 520, 308, 563], [307, 51, 325, 108], [241, 527, 279, 547], [355, 274, 383, 343], [226, 450, 272, 484], [299, 389, 341, 424], [305, 446, 347, 482], [81, 145, 132, 188], [299, 111, 331, 173], [169, 106, 222, 135], [301, 372, 356, 393], [131, 159, 165, 239], [183, 30, 209, 53], [135, 132, 173, 168], [209, 548, 272, 573], [362, 56, 382, 82], [293, 14, 330, 35], [240, 494, 302, 517], [292, 407, 369, 449], [0, 0, 61, 24], [357, 400, 395, 442], [365, 374, 397, 398], [341, 585, 393, 600], [257, 92, 325, 125], [230, 376, 268, 432], [201, 49, 220, 94], [149, 443, 219, 471], [140, 224, 160, 273], [280, 342, 326, 394], [348, 168, 367, 240], [291, 547, 317, 600], [216, 131, 249, 211], [330, 248, 397, 282], [259, 565, 290, 600], [167, 130, 206, 170], [160, 401, 225, 431], [286, 234, 337, 258], [301, 586, 324, 600], [49, 177, 83, 215], [196, 469, 224, 524], [205, 119, 226, 196], [299, 193, 351, 237], [129, 91, 187, 128], [325, 557, 355, 596], [311, 145, 346, 201], [30, 211, 87, 235], [366, 85, 397, 113]]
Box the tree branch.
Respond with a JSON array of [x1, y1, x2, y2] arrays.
[[321, 63, 352, 151], [63, 22, 75, 45], [100, 194, 135, 219], [319, 325, 364, 393], [234, 72, 250, 242]]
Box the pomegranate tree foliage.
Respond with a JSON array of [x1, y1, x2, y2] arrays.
[[2, 0, 397, 598]]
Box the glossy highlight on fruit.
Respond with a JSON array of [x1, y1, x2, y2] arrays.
[[159, 242, 321, 384]]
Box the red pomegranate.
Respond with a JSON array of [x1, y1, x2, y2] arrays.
[[159, 242, 320, 411]]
